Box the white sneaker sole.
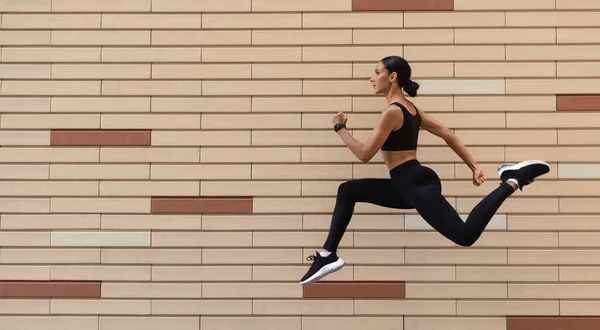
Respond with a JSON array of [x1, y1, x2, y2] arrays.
[[300, 258, 345, 285], [497, 159, 549, 177]]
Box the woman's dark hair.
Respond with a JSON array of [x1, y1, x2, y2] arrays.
[[381, 56, 419, 97]]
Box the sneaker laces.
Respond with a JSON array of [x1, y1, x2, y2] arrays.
[[306, 252, 319, 261]]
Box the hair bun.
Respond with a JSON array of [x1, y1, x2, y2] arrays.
[[403, 79, 419, 97]]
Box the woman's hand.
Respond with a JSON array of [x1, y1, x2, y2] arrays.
[[472, 167, 486, 186], [332, 112, 348, 126]]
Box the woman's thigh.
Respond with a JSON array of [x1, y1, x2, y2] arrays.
[[338, 178, 413, 210]]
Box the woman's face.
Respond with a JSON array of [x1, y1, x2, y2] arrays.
[[370, 61, 395, 94]]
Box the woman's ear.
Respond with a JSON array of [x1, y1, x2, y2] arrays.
[[389, 71, 397, 82]]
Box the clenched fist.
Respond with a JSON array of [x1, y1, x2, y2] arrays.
[[332, 112, 348, 126]]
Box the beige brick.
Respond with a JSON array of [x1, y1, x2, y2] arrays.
[[52, 31, 149, 45], [353, 62, 454, 78], [253, 300, 354, 315], [152, 30, 250, 45], [202, 283, 301, 298], [457, 300, 559, 316], [519, 181, 600, 197], [457, 266, 559, 282], [428, 113, 507, 128], [559, 163, 600, 178], [102, 14, 201, 28], [152, 0, 251, 12], [0, 300, 50, 314], [52, 97, 149, 113], [202, 80, 301, 96], [354, 232, 453, 248], [0, 181, 97, 197], [0, 97, 50, 113], [0, 198, 50, 213], [251, 130, 344, 146], [253, 30, 352, 45], [0, 165, 49, 180], [354, 29, 454, 45], [51, 300, 150, 315], [455, 0, 555, 10], [202, 317, 300, 330], [101, 114, 199, 129], [152, 300, 251, 315], [302, 80, 372, 96], [301, 180, 345, 196], [3, 81, 100, 96], [456, 129, 556, 145], [405, 317, 505, 330], [0, 64, 51, 79], [51, 198, 150, 214], [252, 96, 351, 112], [455, 62, 555, 78], [51, 164, 148, 180], [252, 0, 351, 11], [253, 197, 334, 213], [152, 131, 250, 146], [151, 164, 250, 180], [0, 0, 50, 12], [201, 181, 300, 196], [325, 248, 405, 264], [510, 113, 600, 128], [153, 64, 250, 79], [202, 47, 300, 62], [298, 147, 378, 163], [557, 0, 600, 9], [99, 317, 199, 330], [2, 14, 100, 28], [507, 11, 600, 26], [102, 47, 201, 62], [455, 95, 556, 111], [253, 63, 351, 79], [1, 214, 100, 230], [404, 46, 505, 61], [202, 113, 300, 129], [507, 46, 600, 61], [252, 265, 353, 281], [203, 215, 302, 230], [458, 197, 558, 213], [303, 317, 403, 330], [509, 283, 600, 299], [101, 248, 202, 264], [52, 0, 150, 11], [253, 164, 349, 180], [415, 146, 505, 163], [152, 97, 250, 113], [354, 266, 455, 281], [202, 13, 300, 28], [52, 64, 150, 79], [253, 231, 351, 248], [354, 300, 455, 316], [560, 267, 600, 282], [558, 28, 600, 43], [303, 46, 403, 62], [0, 232, 49, 246], [404, 12, 505, 27], [0, 131, 49, 146], [152, 232, 251, 247], [508, 215, 600, 230], [405, 249, 507, 264], [3, 47, 100, 62], [202, 248, 302, 264], [561, 301, 600, 316], [1, 114, 99, 129], [304, 13, 403, 28], [456, 28, 555, 44], [474, 232, 558, 247], [100, 147, 199, 162], [507, 146, 600, 162], [51, 265, 150, 281], [420, 79, 506, 95], [152, 266, 250, 281], [0, 317, 98, 330], [508, 249, 600, 265], [201, 147, 299, 163], [0, 248, 100, 264], [102, 81, 201, 96], [99, 181, 199, 196], [0, 265, 50, 280], [102, 283, 202, 298], [406, 283, 506, 299], [561, 198, 600, 213], [558, 62, 600, 77], [101, 214, 202, 230], [353, 96, 453, 112]]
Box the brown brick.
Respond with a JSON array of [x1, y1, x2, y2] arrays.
[[507, 316, 600, 330], [303, 281, 405, 298], [557, 95, 600, 111], [151, 197, 252, 214], [353, 0, 453, 11], [50, 130, 150, 146], [0, 281, 100, 298]]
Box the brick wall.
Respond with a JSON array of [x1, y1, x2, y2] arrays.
[[1, 0, 600, 329]]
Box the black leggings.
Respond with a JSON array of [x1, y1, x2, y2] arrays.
[[323, 159, 515, 250]]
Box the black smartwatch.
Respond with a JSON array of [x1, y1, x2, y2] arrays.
[[334, 123, 346, 132]]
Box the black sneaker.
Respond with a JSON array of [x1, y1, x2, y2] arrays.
[[300, 251, 345, 285], [497, 160, 550, 191]]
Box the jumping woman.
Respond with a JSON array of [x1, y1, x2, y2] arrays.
[[300, 55, 550, 285]]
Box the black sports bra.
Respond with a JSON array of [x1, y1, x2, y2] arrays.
[[380, 102, 421, 151]]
